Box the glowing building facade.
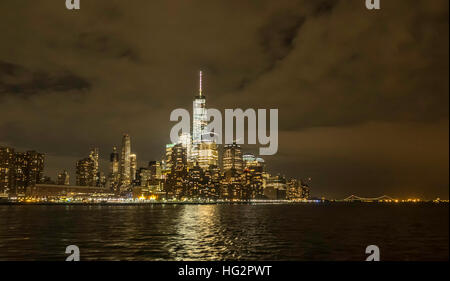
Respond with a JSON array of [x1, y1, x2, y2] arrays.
[[192, 71, 208, 163], [120, 134, 131, 186], [223, 142, 243, 173], [76, 157, 95, 186], [130, 153, 137, 182], [198, 141, 218, 170], [0, 147, 14, 193], [1, 147, 45, 195], [178, 132, 193, 165], [165, 143, 175, 172], [110, 146, 119, 175]]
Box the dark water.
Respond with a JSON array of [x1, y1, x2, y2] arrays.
[[0, 203, 448, 261]]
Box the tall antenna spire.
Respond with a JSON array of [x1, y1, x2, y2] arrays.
[[199, 70, 202, 97]]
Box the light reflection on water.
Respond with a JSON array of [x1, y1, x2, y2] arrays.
[[0, 204, 448, 261]]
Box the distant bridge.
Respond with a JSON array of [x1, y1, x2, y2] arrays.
[[340, 195, 396, 202]]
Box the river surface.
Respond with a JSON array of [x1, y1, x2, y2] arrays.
[[0, 203, 448, 261]]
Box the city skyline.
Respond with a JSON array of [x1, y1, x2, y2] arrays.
[[0, 0, 448, 265], [1, 72, 312, 202], [0, 0, 448, 200], [0, 70, 444, 201]]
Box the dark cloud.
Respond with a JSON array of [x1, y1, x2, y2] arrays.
[[313, 0, 339, 17], [0, 0, 448, 199], [0, 60, 90, 98], [259, 13, 306, 64], [76, 32, 140, 62]]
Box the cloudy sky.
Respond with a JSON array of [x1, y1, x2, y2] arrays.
[[0, 0, 448, 199]]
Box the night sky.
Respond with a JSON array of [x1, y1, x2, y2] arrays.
[[0, 0, 448, 199]]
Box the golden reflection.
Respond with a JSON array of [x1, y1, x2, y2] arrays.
[[172, 205, 223, 260]]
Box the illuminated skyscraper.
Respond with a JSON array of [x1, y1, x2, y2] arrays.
[[204, 165, 220, 199], [76, 157, 95, 186], [120, 134, 131, 186], [14, 151, 44, 195], [1, 147, 44, 195], [13, 152, 27, 193], [148, 161, 162, 180], [167, 143, 188, 198], [223, 142, 243, 173], [171, 144, 187, 172], [110, 146, 119, 175], [221, 168, 242, 200], [130, 153, 137, 183], [198, 140, 218, 170], [0, 146, 14, 193], [242, 165, 264, 200], [107, 146, 120, 192], [136, 167, 151, 187], [89, 147, 99, 185], [165, 143, 175, 172], [187, 163, 204, 197], [178, 132, 193, 165], [192, 71, 208, 162]]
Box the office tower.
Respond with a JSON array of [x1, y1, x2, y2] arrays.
[[148, 161, 164, 194], [110, 146, 119, 175], [13, 152, 27, 194], [203, 165, 220, 199], [89, 148, 99, 185], [178, 132, 193, 165], [170, 144, 187, 172], [192, 71, 208, 162], [1, 147, 44, 195], [301, 184, 310, 199], [221, 168, 242, 200], [263, 175, 287, 200], [0, 146, 14, 193], [197, 140, 218, 170], [301, 178, 311, 199], [14, 151, 44, 195], [192, 71, 207, 143], [136, 167, 151, 187], [107, 146, 120, 191], [167, 143, 188, 198], [130, 153, 137, 183], [76, 157, 95, 186], [242, 167, 263, 200], [165, 143, 175, 173], [120, 134, 131, 186], [223, 142, 243, 174], [241, 154, 265, 200], [57, 170, 70, 185], [24, 151, 44, 188], [287, 178, 306, 200], [148, 161, 162, 180], [187, 163, 204, 197], [90, 148, 99, 174]]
